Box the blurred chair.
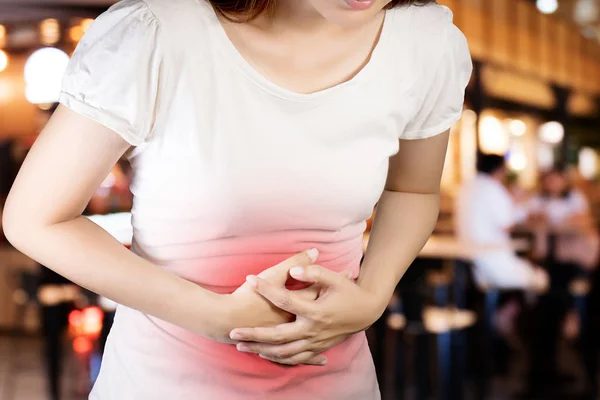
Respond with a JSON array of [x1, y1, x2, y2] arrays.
[[423, 306, 477, 400], [3, 269, 39, 400], [370, 294, 406, 397], [37, 267, 78, 400]]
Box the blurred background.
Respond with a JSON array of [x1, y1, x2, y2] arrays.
[[1, 0, 600, 399]]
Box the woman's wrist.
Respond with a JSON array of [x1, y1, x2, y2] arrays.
[[356, 271, 396, 317], [176, 282, 236, 343]]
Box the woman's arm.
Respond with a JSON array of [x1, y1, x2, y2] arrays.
[[357, 130, 449, 309], [3, 106, 227, 336], [3, 106, 315, 343]]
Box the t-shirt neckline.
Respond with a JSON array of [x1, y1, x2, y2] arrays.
[[198, 0, 395, 102]]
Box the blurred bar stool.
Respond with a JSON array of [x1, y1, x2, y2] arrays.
[[569, 277, 596, 395], [387, 297, 407, 399], [474, 285, 503, 400], [37, 281, 80, 400], [370, 293, 407, 397], [422, 306, 477, 400], [426, 265, 453, 307], [569, 277, 591, 336], [3, 270, 39, 400]]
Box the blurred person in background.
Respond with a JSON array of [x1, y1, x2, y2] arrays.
[[529, 167, 598, 341], [523, 167, 600, 398], [1, 0, 472, 399], [529, 167, 599, 273], [455, 154, 548, 292], [455, 153, 548, 356]]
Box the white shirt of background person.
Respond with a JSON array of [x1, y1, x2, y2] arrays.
[[455, 159, 541, 290], [455, 173, 527, 247]]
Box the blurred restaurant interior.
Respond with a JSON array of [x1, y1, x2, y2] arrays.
[[2, 0, 600, 399]]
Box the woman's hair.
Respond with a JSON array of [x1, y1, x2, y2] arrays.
[[209, 0, 436, 22]]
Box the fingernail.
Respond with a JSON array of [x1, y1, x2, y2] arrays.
[[290, 266, 304, 278], [319, 358, 328, 366], [306, 248, 319, 262], [236, 343, 249, 352], [230, 331, 242, 340], [246, 275, 258, 288]]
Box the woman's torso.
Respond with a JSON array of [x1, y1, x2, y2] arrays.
[[73, 0, 466, 398]]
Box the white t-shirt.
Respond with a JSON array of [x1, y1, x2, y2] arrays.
[[59, 0, 472, 399]]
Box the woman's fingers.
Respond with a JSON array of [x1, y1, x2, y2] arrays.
[[230, 320, 306, 343], [246, 275, 313, 316], [258, 352, 327, 367], [290, 264, 347, 287], [238, 341, 332, 366], [295, 284, 320, 301], [236, 339, 311, 359], [257, 249, 319, 285]]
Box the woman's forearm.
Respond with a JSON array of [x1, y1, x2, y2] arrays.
[[3, 214, 225, 338], [357, 190, 440, 310]]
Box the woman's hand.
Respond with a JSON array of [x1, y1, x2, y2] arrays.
[[210, 250, 320, 345], [228, 265, 385, 366]]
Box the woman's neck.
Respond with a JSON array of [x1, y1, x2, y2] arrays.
[[251, 0, 338, 33]]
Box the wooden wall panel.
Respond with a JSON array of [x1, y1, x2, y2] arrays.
[[440, 0, 600, 95]]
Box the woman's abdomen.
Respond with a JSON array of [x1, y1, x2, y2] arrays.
[[92, 305, 379, 399], [131, 225, 366, 291]]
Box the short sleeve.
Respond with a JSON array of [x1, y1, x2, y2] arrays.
[[59, 0, 161, 146], [402, 24, 473, 140]]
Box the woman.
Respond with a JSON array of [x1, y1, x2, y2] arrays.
[[530, 167, 599, 270], [3, 0, 472, 398]]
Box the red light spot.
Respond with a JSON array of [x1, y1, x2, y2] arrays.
[[73, 337, 92, 354], [68, 310, 83, 328], [82, 306, 103, 336], [83, 306, 103, 323]]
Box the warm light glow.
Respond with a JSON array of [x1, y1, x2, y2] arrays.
[[574, 0, 599, 25], [69, 309, 83, 329], [0, 78, 16, 104], [81, 18, 94, 32], [462, 109, 477, 122], [0, 25, 6, 48], [479, 115, 510, 155], [24, 47, 70, 104], [40, 18, 61, 46], [0, 50, 8, 73], [539, 121, 565, 145], [579, 147, 598, 179], [460, 110, 478, 181], [508, 147, 528, 171], [69, 25, 84, 43], [82, 306, 103, 336], [537, 0, 558, 14], [69, 306, 103, 338], [73, 337, 93, 354], [537, 143, 555, 169], [508, 119, 526, 137]]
